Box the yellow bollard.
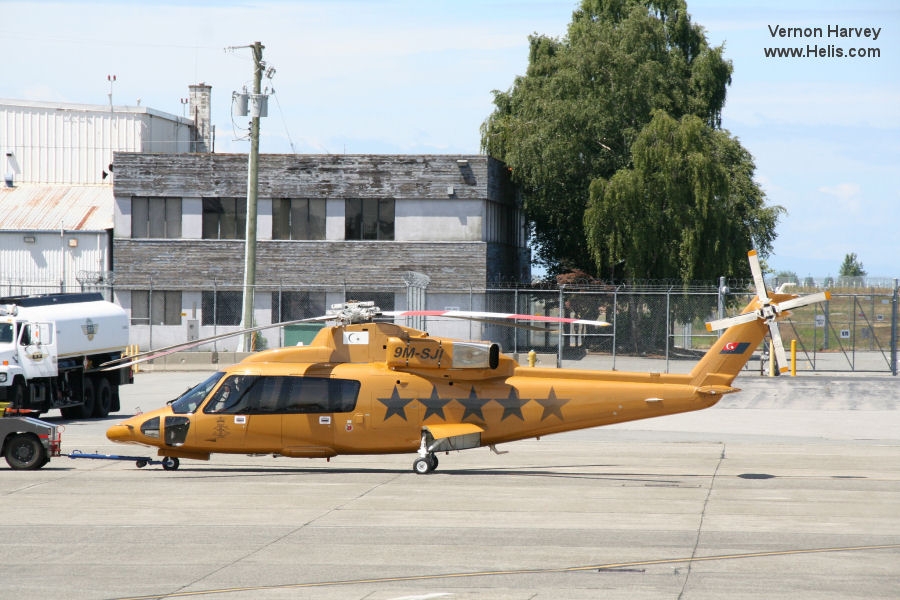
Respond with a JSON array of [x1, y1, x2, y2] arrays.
[[790, 339, 797, 377], [528, 349, 537, 367]]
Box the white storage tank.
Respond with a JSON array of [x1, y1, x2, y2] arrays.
[[2, 293, 129, 358]]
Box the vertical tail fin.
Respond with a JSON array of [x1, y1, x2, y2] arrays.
[[690, 301, 768, 388]]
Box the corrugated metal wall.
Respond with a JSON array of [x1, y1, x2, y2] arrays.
[[1, 102, 192, 185], [0, 231, 110, 295]]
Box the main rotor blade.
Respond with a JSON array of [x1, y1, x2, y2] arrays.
[[748, 249, 770, 304], [383, 310, 610, 328], [97, 317, 325, 371]]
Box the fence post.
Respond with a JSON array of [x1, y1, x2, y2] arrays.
[[612, 287, 618, 371], [557, 285, 564, 368], [665, 286, 672, 373], [148, 278, 154, 352], [513, 287, 519, 355], [892, 279, 898, 376]]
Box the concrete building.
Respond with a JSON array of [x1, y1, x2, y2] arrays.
[[111, 152, 528, 349]]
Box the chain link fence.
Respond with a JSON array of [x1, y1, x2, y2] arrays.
[[3, 278, 898, 375]]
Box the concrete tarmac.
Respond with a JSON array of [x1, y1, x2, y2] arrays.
[[1, 369, 898, 600]]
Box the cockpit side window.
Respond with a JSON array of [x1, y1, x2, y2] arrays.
[[201, 375, 360, 414], [204, 375, 259, 414]]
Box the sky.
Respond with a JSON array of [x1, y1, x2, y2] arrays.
[[2, 0, 898, 279]]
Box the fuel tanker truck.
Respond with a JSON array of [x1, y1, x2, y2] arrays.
[[0, 293, 133, 419]]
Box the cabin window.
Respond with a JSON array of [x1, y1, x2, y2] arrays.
[[0, 323, 12, 343], [272, 198, 326, 240], [202, 197, 246, 239], [345, 198, 394, 240], [131, 197, 182, 238], [203, 375, 360, 415]]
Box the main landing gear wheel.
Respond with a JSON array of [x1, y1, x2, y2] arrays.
[[161, 456, 180, 471], [413, 453, 438, 474]]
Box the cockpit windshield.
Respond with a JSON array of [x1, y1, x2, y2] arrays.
[[169, 372, 225, 414]]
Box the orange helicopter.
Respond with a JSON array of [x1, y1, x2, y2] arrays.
[[104, 250, 828, 473]]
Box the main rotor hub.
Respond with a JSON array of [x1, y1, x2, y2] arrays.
[[325, 301, 383, 325]]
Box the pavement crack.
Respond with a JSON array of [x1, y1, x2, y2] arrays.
[[163, 473, 405, 597], [678, 442, 724, 599]]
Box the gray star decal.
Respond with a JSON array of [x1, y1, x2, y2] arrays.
[[496, 388, 528, 421], [420, 386, 452, 420], [457, 386, 486, 421], [377, 386, 413, 421], [536, 387, 569, 421]]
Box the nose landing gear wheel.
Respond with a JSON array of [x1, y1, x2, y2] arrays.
[[161, 456, 180, 471]]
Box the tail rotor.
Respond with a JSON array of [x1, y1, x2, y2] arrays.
[[706, 250, 830, 374]]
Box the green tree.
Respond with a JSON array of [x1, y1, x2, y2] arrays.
[[838, 253, 866, 287], [481, 0, 742, 276], [584, 111, 782, 282], [839, 253, 866, 277]]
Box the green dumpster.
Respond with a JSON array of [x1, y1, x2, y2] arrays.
[[283, 323, 325, 347]]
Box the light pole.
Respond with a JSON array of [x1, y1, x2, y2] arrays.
[[230, 41, 265, 351]]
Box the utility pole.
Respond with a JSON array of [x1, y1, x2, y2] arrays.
[[236, 41, 264, 351]]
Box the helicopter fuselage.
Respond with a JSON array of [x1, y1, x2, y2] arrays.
[[107, 321, 728, 464]]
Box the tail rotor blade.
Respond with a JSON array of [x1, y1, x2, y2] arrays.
[[768, 321, 789, 374], [748, 249, 770, 304], [706, 312, 758, 332], [776, 291, 831, 312]]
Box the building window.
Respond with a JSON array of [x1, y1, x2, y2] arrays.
[[272, 198, 326, 240], [201, 291, 243, 325], [131, 290, 182, 326], [131, 197, 182, 238], [272, 291, 326, 321], [202, 198, 246, 239], [345, 198, 394, 240], [486, 200, 520, 245]]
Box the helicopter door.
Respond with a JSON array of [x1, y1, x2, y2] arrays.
[[200, 375, 283, 453], [238, 376, 284, 452]]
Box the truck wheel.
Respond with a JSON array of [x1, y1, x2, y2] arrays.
[[5, 433, 47, 470], [93, 378, 112, 418], [77, 378, 96, 419]]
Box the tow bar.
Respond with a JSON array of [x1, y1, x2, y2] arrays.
[[68, 451, 180, 470]]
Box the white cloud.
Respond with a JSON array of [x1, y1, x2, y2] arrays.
[[817, 183, 862, 213]]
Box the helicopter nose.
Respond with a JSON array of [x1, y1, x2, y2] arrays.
[[106, 423, 136, 443]]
